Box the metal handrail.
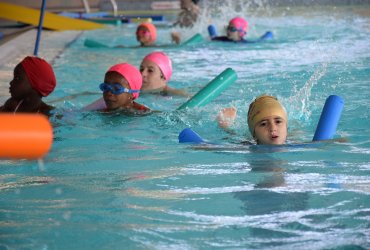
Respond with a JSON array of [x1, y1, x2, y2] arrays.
[[85, 0, 118, 16], [34, 0, 46, 56], [110, 0, 118, 16], [82, 0, 91, 13]]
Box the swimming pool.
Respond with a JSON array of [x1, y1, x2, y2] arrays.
[[1, 3, 370, 249]]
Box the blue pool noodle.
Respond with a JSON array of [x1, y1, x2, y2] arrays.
[[208, 25, 217, 38], [313, 95, 344, 141], [259, 31, 273, 41], [179, 128, 204, 143]]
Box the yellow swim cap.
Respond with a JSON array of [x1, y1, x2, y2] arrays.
[[247, 95, 288, 136]]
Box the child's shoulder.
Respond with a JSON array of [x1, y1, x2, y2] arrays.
[[39, 102, 55, 116], [132, 101, 151, 112], [212, 36, 230, 41], [0, 98, 18, 112]]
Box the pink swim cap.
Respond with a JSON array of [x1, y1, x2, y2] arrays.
[[107, 63, 142, 99], [229, 17, 248, 37], [143, 51, 172, 81]]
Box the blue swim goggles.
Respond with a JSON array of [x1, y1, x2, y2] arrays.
[[99, 83, 140, 95], [226, 26, 243, 33]]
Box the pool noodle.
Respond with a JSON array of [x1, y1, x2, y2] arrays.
[[0, 114, 53, 159], [179, 128, 204, 143], [85, 33, 203, 48], [181, 33, 203, 45], [208, 25, 217, 38], [177, 68, 237, 110], [84, 39, 109, 48], [313, 95, 344, 141], [259, 31, 273, 40]]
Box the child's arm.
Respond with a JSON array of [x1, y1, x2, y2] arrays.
[[311, 137, 348, 143], [171, 31, 181, 44]]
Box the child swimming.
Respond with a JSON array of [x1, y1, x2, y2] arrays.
[[207, 16, 273, 43], [173, 0, 200, 28], [113, 22, 178, 48], [135, 22, 157, 47], [171, 16, 266, 44], [83, 52, 189, 111], [85, 21, 198, 48], [98, 63, 150, 114], [140, 51, 190, 97], [0, 56, 56, 116], [211, 17, 249, 43], [112, 22, 157, 48], [217, 95, 288, 145]]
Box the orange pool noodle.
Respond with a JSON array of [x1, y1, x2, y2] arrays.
[[0, 114, 53, 160]]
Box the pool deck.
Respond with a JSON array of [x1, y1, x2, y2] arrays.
[[0, 29, 82, 103]]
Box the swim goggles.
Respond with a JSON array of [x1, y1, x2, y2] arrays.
[[99, 83, 139, 95], [136, 29, 150, 36], [226, 26, 243, 33]]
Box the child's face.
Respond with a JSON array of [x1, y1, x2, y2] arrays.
[[102, 71, 133, 110], [226, 25, 242, 41], [9, 64, 35, 100], [136, 27, 153, 46], [140, 59, 167, 91], [254, 115, 287, 145]]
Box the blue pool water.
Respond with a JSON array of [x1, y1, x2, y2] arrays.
[[1, 4, 370, 249]]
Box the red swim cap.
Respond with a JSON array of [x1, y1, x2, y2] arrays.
[[137, 22, 157, 43], [20, 56, 56, 97], [107, 63, 142, 99]]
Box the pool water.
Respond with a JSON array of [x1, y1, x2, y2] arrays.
[[1, 4, 370, 250]]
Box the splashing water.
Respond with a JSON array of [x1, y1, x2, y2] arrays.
[[287, 61, 328, 121], [1, 3, 369, 250]]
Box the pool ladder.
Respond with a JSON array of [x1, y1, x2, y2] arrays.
[[82, 0, 118, 16]]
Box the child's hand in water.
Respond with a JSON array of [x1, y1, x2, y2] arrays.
[[171, 32, 181, 44], [217, 107, 237, 129]]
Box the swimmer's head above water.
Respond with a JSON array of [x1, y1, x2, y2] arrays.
[[248, 95, 288, 145], [136, 22, 157, 46], [227, 17, 248, 41], [140, 51, 172, 91]]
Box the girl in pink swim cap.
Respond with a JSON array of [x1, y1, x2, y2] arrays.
[[172, 17, 248, 44], [212, 17, 249, 42], [208, 16, 273, 43], [140, 51, 190, 97], [97, 63, 150, 114], [83, 53, 189, 111]]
